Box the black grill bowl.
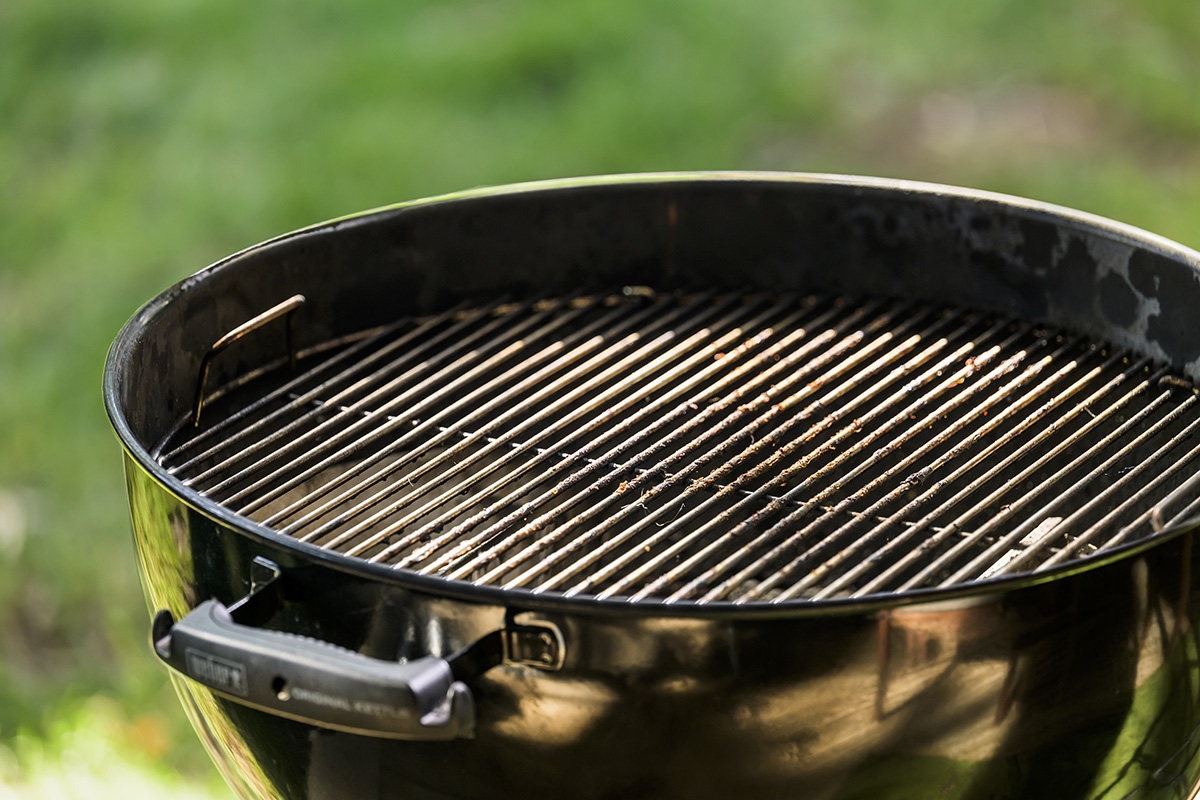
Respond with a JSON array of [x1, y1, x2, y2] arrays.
[[107, 173, 1200, 800]]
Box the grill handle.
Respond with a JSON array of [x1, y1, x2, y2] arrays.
[[151, 600, 475, 740]]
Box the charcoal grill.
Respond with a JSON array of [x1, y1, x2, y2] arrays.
[[106, 173, 1200, 799]]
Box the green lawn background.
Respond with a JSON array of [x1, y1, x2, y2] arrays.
[[2, 0, 1198, 796]]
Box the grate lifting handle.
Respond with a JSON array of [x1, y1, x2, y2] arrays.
[[192, 295, 305, 427]]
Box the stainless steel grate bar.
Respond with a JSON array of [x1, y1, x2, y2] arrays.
[[268, 292, 695, 536], [163, 304, 470, 472], [182, 300, 509, 491], [366, 297, 831, 566], [674, 325, 1032, 603], [509, 321, 978, 594], [1038, 433, 1200, 568], [224, 296, 590, 512], [819, 355, 1148, 598], [685, 349, 1099, 601], [289, 292, 744, 548], [932, 391, 1190, 587], [768, 344, 1105, 602], [483, 307, 947, 591], [982, 397, 1200, 576], [571, 310, 966, 600], [157, 290, 1200, 604], [883, 373, 1172, 593], [661, 335, 1066, 604], [422, 300, 892, 578]]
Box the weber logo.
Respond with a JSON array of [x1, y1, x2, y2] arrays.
[[186, 649, 249, 697]]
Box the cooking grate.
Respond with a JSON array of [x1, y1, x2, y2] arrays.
[[157, 288, 1200, 603]]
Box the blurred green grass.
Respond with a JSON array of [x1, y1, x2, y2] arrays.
[[1, 0, 1197, 795]]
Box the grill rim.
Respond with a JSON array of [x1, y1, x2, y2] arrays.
[[105, 171, 1200, 618]]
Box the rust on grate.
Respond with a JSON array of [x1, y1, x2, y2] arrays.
[[157, 288, 1200, 603]]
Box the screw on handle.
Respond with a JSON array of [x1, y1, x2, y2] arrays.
[[192, 295, 305, 427]]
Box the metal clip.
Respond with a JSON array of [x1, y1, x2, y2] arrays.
[[226, 556, 284, 627], [502, 619, 564, 671]]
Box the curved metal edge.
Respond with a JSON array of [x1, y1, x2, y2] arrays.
[[323, 171, 1200, 268], [103, 172, 1200, 622]]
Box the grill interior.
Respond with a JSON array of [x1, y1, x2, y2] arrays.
[[156, 288, 1200, 603]]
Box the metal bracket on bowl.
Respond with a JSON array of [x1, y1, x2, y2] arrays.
[[192, 295, 305, 427], [438, 616, 565, 688], [503, 615, 565, 671]]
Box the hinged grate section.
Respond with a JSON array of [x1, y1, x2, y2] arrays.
[[158, 288, 1200, 603]]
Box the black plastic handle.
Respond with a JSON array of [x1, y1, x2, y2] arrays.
[[152, 600, 475, 740]]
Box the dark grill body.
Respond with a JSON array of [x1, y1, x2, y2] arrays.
[[106, 174, 1200, 800]]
